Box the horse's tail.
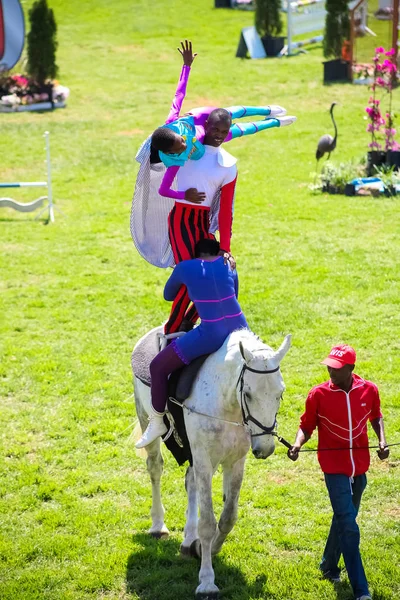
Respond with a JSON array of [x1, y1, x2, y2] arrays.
[[130, 418, 148, 459]]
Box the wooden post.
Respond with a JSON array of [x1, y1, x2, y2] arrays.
[[392, 0, 399, 65]]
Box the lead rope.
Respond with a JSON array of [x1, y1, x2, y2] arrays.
[[272, 433, 400, 452]]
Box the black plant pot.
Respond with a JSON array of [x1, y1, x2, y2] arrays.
[[214, 0, 231, 6], [261, 35, 285, 57], [323, 183, 343, 194], [323, 59, 351, 84], [344, 183, 356, 196], [384, 185, 397, 197], [387, 150, 400, 171], [367, 150, 387, 176]]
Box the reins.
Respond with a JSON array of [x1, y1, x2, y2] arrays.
[[168, 396, 244, 428]]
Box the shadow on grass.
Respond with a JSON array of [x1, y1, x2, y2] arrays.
[[331, 579, 354, 600], [126, 533, 274, 600]]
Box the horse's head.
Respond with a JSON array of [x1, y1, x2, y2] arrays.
[[237, 334, 291, 459]]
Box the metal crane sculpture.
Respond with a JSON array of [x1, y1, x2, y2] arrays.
[[316, 102, 338, 163]]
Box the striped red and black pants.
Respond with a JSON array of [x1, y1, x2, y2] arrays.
[[164, 202, 215, 334]]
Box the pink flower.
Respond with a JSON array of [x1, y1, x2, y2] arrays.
[[385, 49, 395, 56], [376, 77, 386, 86], [375, 46, 385, 54]]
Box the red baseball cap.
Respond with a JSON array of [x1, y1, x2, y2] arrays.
[[321, 344, 356, 369]]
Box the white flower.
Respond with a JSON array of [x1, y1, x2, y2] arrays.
[[52, 84, 70, 102], [0, 93, 20, 106]]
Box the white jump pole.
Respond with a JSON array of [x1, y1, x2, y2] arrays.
[[0, 131, 59, 222], [45, 131, 54, 223]]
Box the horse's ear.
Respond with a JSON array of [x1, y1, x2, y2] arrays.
[[274, 334, 292, 364], [239, 341, 254, 363]]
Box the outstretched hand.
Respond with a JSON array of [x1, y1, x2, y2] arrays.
[[178, 40, 197, 67]]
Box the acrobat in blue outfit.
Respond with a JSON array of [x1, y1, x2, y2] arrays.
[[136, 239, 248, 448]]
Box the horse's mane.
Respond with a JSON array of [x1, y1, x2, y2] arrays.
[[225, 329, 273, 355]]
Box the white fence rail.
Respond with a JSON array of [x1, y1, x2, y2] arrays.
[[282, 0, 326, 56], [0, 132, 55, 222]]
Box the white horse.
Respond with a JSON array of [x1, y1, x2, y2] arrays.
[[133, 327, 291, 599]]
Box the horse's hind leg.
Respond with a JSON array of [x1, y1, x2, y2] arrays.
[[211, 457, 245, 556], [181, 465, 199, 556]]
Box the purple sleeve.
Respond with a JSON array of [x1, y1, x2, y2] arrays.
[[165, 65, 191, 125], [158, 166, 185, 200]]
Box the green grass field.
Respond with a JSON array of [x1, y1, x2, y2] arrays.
[[1, 1, 399, 599]]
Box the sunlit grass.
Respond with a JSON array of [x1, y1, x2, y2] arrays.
[[0, 1, 399, 599]]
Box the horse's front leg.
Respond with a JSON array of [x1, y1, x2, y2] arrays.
[[194, 457, 219, 599], [211, 456, 245, 555], [145, 439, 170, 537], [181, 465, 199, 556], [135, 381, 169, 538]]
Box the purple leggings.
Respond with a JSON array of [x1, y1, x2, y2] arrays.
[[150, 343, 186, 414]]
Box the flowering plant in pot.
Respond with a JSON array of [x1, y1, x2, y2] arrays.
[[255, 0, 284, 57], [365, 47, 399, 175], [0, 73, 69, 110], [0, 0, 69, 112]]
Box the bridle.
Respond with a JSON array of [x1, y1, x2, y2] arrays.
[[169, 342, 283, 435], [237, 342, 281, 438]]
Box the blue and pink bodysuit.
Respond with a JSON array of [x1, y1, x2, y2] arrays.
[[150, 256, 248, 414], [158, 64, 287, 199]]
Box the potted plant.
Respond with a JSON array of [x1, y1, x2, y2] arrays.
[[323, 0, 351, 83], [255, 0, 285, 57], [214, 0, 232, 7], [0, 0, 69, 112], [314, 159, 363, 195], [374, 164, 398, 197], [365, 47, 399, 175], [26, 0, 58, 103]]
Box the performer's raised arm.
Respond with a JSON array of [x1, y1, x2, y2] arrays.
[[165, 40, 197, 124]]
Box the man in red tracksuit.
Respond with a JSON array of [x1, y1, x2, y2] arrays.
[[288, 344, 389, 600]]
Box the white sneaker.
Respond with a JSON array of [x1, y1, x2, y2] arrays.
[[269, 104, 287, 117], [135, 414, 167, 448], [356, 595, 372, 600], [277, 115, 297, 127]]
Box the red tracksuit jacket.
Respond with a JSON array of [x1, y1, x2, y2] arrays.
[[300, 374, 382, 477]]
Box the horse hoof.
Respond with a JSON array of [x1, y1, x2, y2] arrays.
[[195, 591, 219, 600], [149, 529, 169, 539], [190, 538, 202, 559], [180, 544, 193, 558]]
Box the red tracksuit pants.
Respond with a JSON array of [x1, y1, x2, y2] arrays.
[[164, 202, 215, 334]]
